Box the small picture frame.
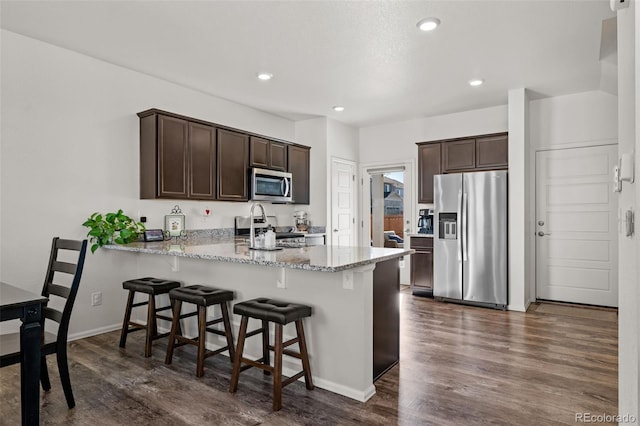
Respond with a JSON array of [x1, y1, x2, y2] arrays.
[[165, 214, 185, 237]]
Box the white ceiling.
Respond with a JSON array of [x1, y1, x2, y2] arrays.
[[0, 0, 615, 128]]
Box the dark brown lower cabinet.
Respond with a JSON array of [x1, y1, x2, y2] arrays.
[[373, 258, 400, 381], [410, 236, 433, 296]]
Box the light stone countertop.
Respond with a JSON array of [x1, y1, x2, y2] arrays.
[[406, 233, 434, 238], [103, 237, 412, 272]]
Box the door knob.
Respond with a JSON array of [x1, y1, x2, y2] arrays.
[[333, 229, 338, 232], [538, 220, 544, 226], [537, 231, 551, 237]]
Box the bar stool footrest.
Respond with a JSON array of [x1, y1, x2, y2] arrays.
[[282, 371, 305, 388]]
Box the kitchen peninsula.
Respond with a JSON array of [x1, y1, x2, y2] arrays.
[[105, 238, 412, 402]]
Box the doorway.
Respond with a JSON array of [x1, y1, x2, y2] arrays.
[[370, 171, 406, 248], [361, 161, 414, 285], [330, 158, 357, 247], [535, 145, 618, 307]]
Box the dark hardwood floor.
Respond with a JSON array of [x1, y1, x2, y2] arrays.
[[0, 288, 617, 425]]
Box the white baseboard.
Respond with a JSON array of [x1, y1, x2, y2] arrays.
[[68, 323, 122, 342], [507, 304, 527, 312]]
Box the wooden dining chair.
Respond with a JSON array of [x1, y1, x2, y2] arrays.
[[0, 237, 87, 409]]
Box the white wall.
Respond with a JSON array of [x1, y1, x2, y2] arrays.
[[326, 118, 359, 245], [507, 88, 531, 312], [358, 105, 508, 289], [359, 92, 618, 311], [294, 117, 328, 228], [359, 105, 508, 165], [617, 1, 638, 421], [529, 91, 618, 149], [327, 118, 359, 162], [527, 90, 619, 305], [0, 30, 300, 337]]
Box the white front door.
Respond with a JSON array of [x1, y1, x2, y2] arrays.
[[331, 159, 356, 247], [535, 145, 618, 307]]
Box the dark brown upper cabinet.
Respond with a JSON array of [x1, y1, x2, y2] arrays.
[[250, 137, 288, 171], [188, 122, 217, 199], [138, 109, 309, 203], [475, 134, 509, 169], [157, 115, 188, 198], [417, 132, 508, 203], [217, 129, 249, 201], [287, 145, 311, 205], [417, 143, 441, 204], [442, 139, 476, 172], [140, 113, 216, 200]]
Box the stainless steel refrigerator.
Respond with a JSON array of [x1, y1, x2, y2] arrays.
[[433, 171, 508, 309]]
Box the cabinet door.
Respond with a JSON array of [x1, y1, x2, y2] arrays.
[[217, 129, 249, 201], [188, 123, 216, 200], [158, 115, 188, 198], [418, 143, 441, 203], [410, 237, 434, 295], [250, 137, 270, 169], [442, 139, 475, 172], [288, 145, 310, 205], [269, 141, 288, 171], [476, 134, 508, 169]]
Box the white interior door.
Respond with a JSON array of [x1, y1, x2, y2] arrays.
[[535, 145, 618, 307], [331, 159, 356, 247]]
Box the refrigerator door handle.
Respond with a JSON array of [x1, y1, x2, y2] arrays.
[[462, 191, 468, 262], [457, 190, 463, 262]]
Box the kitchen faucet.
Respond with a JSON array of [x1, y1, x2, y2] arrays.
[[249, 202, 267, 249]]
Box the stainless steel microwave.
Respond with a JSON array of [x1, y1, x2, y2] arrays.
[[250, 167, 293, 202]]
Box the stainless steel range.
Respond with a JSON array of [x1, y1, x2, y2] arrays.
[[234, 216, 305, 245]]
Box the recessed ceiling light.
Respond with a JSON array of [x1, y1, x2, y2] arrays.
[[416, 17, 441, 32], [468, 79, 484, 87], [332, 106, 345, 112], [257, 72, 273, 81]]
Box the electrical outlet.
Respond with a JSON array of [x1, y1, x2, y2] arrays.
[[342, 271, 354, 290], [91, 291, 102, 306], [276, 268, 286, 288]]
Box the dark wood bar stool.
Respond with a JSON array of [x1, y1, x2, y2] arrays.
[[119, 277, 181, 357], [165, 285, 235, 377], [229, 298, 314, 411]]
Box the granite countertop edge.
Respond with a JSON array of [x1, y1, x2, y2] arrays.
[[103, 243, 413, 273]]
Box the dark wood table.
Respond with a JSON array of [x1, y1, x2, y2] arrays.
[[0, 282, 47, 426]]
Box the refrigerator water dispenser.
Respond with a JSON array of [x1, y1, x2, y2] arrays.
[[438, 213, 457, 239]]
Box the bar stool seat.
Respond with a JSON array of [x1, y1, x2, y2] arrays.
[[170, 285, 234, 306], [165, 285, 235, 377], [230, 297, 314, 411], [119, 277, 181, 357], [122, 277, 181, 294], [233, 298, 312, 324]]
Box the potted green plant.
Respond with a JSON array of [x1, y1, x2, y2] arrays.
[[82, 209, 146, 253]]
